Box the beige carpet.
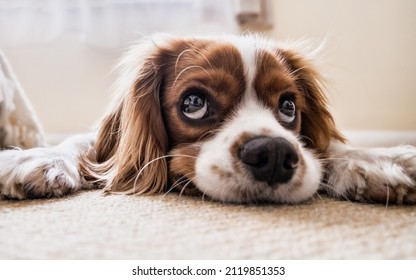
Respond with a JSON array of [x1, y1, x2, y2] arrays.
[[1, 190, 415, 259]]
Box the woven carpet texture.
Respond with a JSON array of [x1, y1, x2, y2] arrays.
[[1, 190, 415, 259]]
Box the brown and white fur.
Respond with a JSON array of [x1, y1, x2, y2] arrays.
[[1, 34, 416, 204]]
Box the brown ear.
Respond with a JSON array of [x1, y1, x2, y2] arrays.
[[281, 49, 345, 153], [81, 42, 169, 195]]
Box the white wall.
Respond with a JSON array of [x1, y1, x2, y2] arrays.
[[269, 0, 416, 131], [3, 33, 118, 134], [3, 0, 416, 134]]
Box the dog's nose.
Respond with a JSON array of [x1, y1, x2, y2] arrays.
[[238, 136, 299, 185]]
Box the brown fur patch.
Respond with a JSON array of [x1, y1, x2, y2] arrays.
[[211, 164, 233, 180], [160, 42, 246, 146], [278, 49, 346, 153], [229, 132, 254, 161], [228, 132, 256, 178], [169, 144, 201, 195], [253, 51, 306, 133]]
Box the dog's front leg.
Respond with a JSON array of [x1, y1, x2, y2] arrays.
[[322, 140, 416, 204], [0, 133, 96, 199]]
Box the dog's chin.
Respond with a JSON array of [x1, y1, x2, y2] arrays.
[[168, 166, 319, 204], [191, 145, 322, 204], [192, 173, 321, 205]]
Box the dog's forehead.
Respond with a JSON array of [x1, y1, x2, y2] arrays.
[[165, 37, 295, 97], [229, 38, 298, 102], [222, 36, 258, 84]]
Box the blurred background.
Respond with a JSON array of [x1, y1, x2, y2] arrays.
[[1, 0, 415, 139]]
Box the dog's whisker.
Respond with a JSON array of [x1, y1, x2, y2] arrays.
[[178, 179, 195, 198], [312, 191, 324, 202], [377, 170, 393, 208], [200, 182, 212, 203], [175, 48, 214, 77], [169, 170, 196, 193], [173, 65, 212, 88], [196, 129, 219, 142], [162, 175, 188, 199], [385, 185, 390, 209], [175, 49, 192, 77], [169, 176, 189, 192], [320, 157, 350, 163], [193, 49, 214, 72], [132, 154, 198, 193]]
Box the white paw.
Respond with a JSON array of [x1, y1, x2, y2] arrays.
[[0, 147, 86, 199], [326, 145, 416, 204]]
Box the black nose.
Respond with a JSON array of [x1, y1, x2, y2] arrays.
[[238, 136, 299, 185]]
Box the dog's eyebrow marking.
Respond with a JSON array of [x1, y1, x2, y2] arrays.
[[173, 65, 213, 88], [175, 48, 214, 77]]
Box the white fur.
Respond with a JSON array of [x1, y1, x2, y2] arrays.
[[0, 133, 95, 199], [324, 141, 416, 204]]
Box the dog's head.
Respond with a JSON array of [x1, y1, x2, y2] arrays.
[[82, 34, 344, 204]]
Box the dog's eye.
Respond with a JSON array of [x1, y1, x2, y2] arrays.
[[181, 94, 209, 120], [279, 99, 296, 123]]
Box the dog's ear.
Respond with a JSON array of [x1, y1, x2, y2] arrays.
[[81, 37, 170, 194], [280, 49, 345, 153]]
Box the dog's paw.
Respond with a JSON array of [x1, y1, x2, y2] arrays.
[[0, 148, 86, 199], [326, 145, 416, 204]]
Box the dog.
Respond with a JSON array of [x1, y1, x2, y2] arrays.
[[1, 34, 415, 204]]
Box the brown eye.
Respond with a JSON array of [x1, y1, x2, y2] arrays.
[[279, 99, 296, 123], [181, 94, 208, 120]]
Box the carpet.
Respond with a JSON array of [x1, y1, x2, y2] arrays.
[[1, 190, 415, 259]]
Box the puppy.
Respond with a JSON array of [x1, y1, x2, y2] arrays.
[[1, 34, 415, 204]]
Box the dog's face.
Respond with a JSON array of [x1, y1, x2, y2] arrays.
[[86, 35, 344, 204]]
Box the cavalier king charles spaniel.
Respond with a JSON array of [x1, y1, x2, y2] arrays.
[[1, 34, 415, 204]]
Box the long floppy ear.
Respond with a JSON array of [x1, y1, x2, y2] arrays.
[[280, 49, 346, 153], [80, 37, 170, 195]]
